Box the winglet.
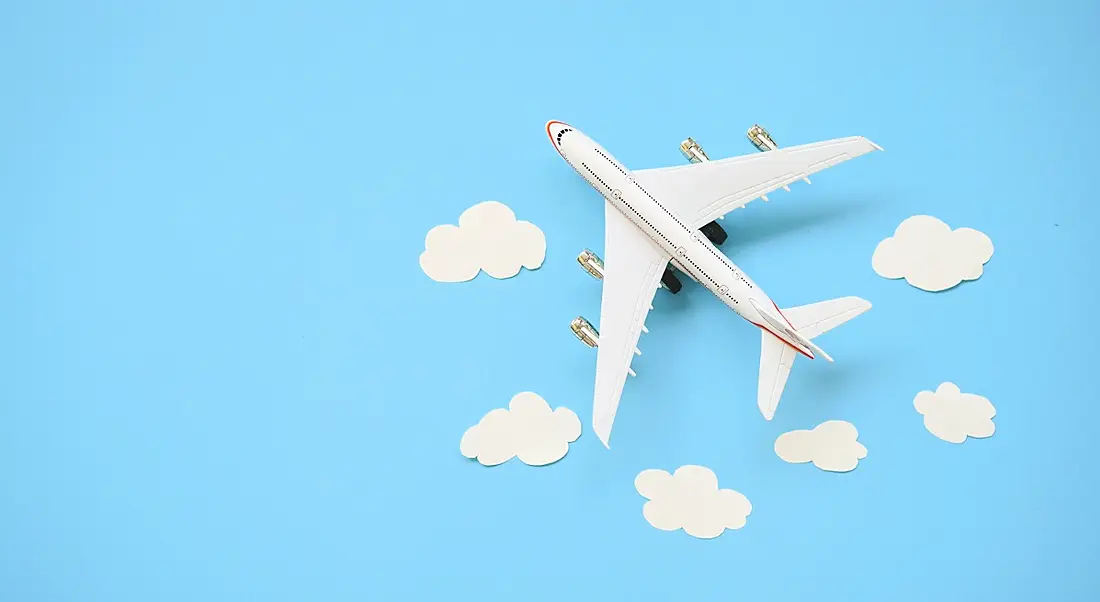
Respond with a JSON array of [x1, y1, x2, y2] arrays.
[[868, 138, 884, 152]]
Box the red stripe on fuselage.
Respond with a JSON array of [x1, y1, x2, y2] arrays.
[[771, 300, 796, 330], [545, 120, 568, 158], [748, 320, 815, 360]]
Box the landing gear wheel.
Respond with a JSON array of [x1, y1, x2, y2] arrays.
[[700, 221, 728, 246], [661, 267, 683, 294]]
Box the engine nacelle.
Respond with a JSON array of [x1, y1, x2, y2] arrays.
[[747, 124, 778, 152], [570, 316, 599, 348], [679, 137, 710, 163], [577, 249, 604, 280]]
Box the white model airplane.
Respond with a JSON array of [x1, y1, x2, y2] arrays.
[[553, 121, 882, 448]]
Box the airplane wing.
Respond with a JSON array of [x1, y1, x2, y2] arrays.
[[631, 136, 882, 227], [592, 202, 671, 448]]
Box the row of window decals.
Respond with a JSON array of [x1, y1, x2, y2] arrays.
[[581, 160, 740, 304], [591, 148, 753, 293], [592, 149, 742, 285]]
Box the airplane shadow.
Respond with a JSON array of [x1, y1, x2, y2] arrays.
[[717, 196, 879, 255], [780, 348, 893, 421]]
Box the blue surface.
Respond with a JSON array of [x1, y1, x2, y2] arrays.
[[2, 1, 1099, 600]]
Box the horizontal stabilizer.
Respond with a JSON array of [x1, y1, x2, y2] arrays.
[[758, 330, 796, 420], [782, 297, 872, 340], [758, 296, 871, 420]]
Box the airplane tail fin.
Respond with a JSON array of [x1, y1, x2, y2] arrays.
[[757, 296, 871, 420]]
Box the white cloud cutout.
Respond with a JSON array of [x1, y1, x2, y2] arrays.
[[460, 392, 581, 466], [634, 465, 751, 539], [774, 420, 868, 473], [915, 382, 996, 443], [872, 215, 993, 292], [419, 201, 546, 283]]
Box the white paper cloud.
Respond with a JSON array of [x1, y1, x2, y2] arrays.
[[419, 201, 546, 283], [774, 420, 868, 473], [872, 215, 993, 292], [914, 382, 996, 443], [634, 465, 751, 539], [460, 392, 581, 466]]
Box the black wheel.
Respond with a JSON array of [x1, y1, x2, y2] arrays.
[[661, 266, 683, 294], [700, 221, 728, 246]]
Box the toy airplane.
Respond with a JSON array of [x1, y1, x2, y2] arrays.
[[550, 121, 882, 448]]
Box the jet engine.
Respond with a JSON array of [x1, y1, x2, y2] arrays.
[[747, 124, 778, 152], [570, 316, 599, 348], [577, 249, 604, 280], [679, 137, 710, 163]]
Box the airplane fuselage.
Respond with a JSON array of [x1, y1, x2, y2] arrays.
[[547, 121, 816, 360]]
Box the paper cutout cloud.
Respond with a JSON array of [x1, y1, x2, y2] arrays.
[[419, 201, 546, 282], [872, 215, 993, 292], [634, 465, 752, 539], [914, 382, 996, 443], [460, 392, 581, 466], [774, 420, 868, 473]]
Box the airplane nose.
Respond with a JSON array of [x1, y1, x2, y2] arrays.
[[545, 120, 571, 147]]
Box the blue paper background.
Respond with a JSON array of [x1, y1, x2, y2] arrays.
[[3, 1, 1098, 600]]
